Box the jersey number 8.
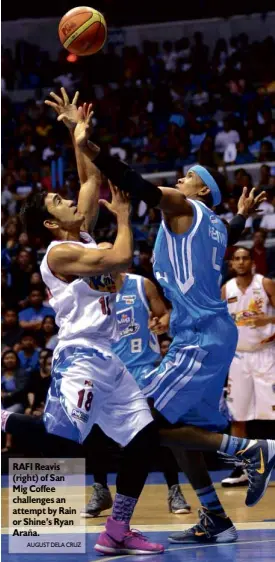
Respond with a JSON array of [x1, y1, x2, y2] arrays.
[[131, 338, 142, 353]]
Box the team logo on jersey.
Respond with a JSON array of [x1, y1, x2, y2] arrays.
[[122, 294, 136, 305], [86, 273, 116, 293], [228, 296, 238, 303], [116, 306, 140, 338], [210, 214, 219, 224], [71, 409, 89, 423]]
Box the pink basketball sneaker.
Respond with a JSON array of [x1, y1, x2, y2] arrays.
[[94, 517, 164, 555]]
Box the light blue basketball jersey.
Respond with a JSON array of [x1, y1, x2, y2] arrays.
[[112, 274, 160, 370], [153, 200, 229, 336]]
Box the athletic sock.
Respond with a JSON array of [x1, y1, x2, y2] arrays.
[[219, 435, 256, 457], [111, 493, 137, 523], [196, 485, 227, 517]]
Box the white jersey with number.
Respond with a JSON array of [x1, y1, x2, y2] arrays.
[[40, 232, 119, 350], [225, 274, 275, 351]]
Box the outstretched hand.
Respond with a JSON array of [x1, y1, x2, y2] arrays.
[[237, 186, 266, 218], [99, 181, 131, 219], [74, 103, 94, 147], [45, 87, 80, 129]]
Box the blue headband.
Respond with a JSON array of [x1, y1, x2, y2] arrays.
[[189, 165, 221, 206]]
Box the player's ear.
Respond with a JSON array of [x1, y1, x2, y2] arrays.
[[198, 185, 210, 198], [44, 219, 59, 232]]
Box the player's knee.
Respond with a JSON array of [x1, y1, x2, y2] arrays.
[[125, 421, 159, 454]]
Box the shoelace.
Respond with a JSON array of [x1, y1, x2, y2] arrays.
[[192, 510, 214, 538], [125, 529, 149, 542], [173, 486, 185, 503]]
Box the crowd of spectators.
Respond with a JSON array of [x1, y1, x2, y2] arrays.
[[2, 30, 275, 453]]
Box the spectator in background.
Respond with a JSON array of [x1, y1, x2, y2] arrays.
[[25, 350, 52, 417], [260, 211, 275, 235], [1, 349, 29, 452], [1, 309, 24, 350], [215, 118, 240, 155], [258, 140, 274, 162], [18, 287, 54, 331], [10, 249, 37, 309], [38, 315, 58, 350], [258, 165, 270, 189], [251, 230, 269, 276], [1, 218, 21, 270], [18, 332, 40, 373], [1, 270, 17, 311], [263, 120, 275, 152], [234, 141, 255, 165]]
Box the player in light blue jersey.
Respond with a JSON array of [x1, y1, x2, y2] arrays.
[[89, 139, 275, 544], [113, 273, 162, 384], [82, 266, 191, 517]]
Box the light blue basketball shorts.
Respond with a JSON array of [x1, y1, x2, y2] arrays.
[[142, 314, 238, 431]]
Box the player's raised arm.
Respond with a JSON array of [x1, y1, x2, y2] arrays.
[[48, 183, 133, 277], [45, 88, 101, 233], [227, 187, 267, 246], [80, 140, 192, 216]]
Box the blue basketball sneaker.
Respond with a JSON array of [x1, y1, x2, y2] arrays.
[[236, 439, 275, 507], [168, 509, 237, 544]]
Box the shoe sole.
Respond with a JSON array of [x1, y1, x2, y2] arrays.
[[168, 526, 238, 544], [170, 507, 191, 514], [94, 544, 164, 555], [80, 505, 113, 518], [221, 481, 248, 488]]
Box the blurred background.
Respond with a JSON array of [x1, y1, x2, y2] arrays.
[[1, 4, 275, 467]]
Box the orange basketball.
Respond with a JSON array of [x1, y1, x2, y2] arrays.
[[58, 6, 107, 56]]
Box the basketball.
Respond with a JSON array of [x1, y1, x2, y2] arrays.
[[58, 6, 107, 56]]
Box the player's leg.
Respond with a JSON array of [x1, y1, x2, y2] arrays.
[[139, 366, 190, 514], [81, 425, 113, 518], [222, 353, 252, 487], [168, 446, 237, 543], [84, 355, 164, 555], [147, 321, 275, 508], [253, 347, 275, 423], [160, 446, 191, 513]]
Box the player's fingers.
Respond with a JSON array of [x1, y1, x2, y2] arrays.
[[255, 191, 266, 203], [77, 106, 84, 119], [249, 187, 256, 200], [99, 199, 110, 211], [72, 91, 79, 105], [44, 100, 60, 111], [57, 113, 67, 121], [61, 87, 69, 104], [241, 186, 248, 198], [108, 180, 118, 197], [49, 91, 63, 104]]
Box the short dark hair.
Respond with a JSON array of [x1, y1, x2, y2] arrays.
[[20, 191, 52, 241], [200, 166, 227, 208], [232, 246, 252, 259]]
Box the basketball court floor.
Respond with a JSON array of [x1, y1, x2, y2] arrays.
[[2, 471, 275, 562]]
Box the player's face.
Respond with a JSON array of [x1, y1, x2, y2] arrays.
[[44, 193, 84, 230], [231, 249, 253, 276], [175, 170, 210, 200]]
